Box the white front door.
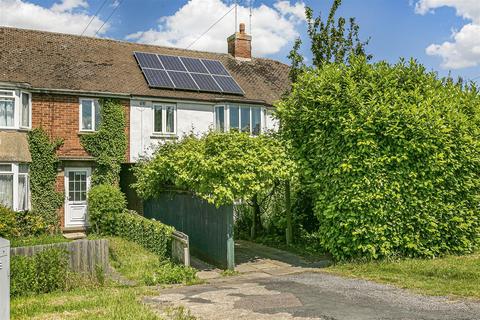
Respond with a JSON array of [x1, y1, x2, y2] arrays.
[[64, 167, 91, 228]]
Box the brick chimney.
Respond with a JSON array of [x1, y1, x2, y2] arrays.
[[227, 23, 252, 60]]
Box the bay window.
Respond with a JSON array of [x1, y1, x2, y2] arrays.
[[80, 98, 101, 131], [0, 89, 31, 129], [215, 105, 264, 136], [0, 163, 29, 211], [153, 104, 176, 134]]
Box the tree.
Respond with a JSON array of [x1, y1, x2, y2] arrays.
[[277, 57, 480, 260], [288, 0, 371, 82], [133, 131, 294, 238]]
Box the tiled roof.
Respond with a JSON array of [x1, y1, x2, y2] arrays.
[[0, 27, 290, 106]]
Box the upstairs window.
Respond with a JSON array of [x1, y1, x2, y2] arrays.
[[80, 98, 101, 131], [0, 90, 31, 129], [0, 90, 15, 128], [217, 105, 263, 136], [20, 92, 31, 128], [153, 104, 176, 134]]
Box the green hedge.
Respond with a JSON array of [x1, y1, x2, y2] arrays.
[[11, 248, 68, 297], [115, 211, 174, 258], [88, 185, 174, 258], [277, 58, 480, 260]]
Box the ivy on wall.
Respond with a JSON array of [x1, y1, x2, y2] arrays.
[[27, 128, 64, 232], [81, 98, 127, 186]]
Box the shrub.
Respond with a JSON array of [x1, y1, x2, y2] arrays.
[[11, 248, 68, 297], [115, 211, 174, 258], [0, 205, 20, 238], [88, 184, 126, 234], [277, 58, 480, 260], [143, 261, 197, 285]]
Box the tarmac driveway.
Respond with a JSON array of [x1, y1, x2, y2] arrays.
[[145, 271, 480, 320]]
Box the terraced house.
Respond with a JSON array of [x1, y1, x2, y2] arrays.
[[0, 24, 289, 232]]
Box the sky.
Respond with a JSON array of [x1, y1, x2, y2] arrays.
[[1, 0, 480, 82]]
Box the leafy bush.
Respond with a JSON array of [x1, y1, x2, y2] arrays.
[[0, 205, 19, 238], [0, 206, 52, 239], [115, 211, 174, 258], [277, 57, 480, 260], [88, 184, 126, 234], [11, 248, 68, 297], [142, 261, 197, 285]]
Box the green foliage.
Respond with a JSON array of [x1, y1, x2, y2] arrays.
[[114, 211, 174, 258], [11, 248, 68, 297], [277, 57, 480, 260], [289, 0, 371, 82], [134, 131, 293, 207], [28, 128, 64, 232], [81, 98, 127, 186], [11, 234, 70, 248], [88, 184, 126, 234], [0, 205, 54, 239], [0, 205, 19, 238], [142, 261, 198, 285]]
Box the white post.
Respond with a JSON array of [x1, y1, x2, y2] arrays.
[[0, 237, 10, 320]]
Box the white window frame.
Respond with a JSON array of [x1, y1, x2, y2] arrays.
[[216, 104, 265, 136], [20, 91, 32, 129], [0, 89, 18, 129], [79, 98, 100, 132], [0, 163, 30, 211], [214, 105, 226, 132], [152, 103, 177, 135]]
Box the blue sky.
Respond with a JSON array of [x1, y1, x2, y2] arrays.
[[2, 0, 480, 82]]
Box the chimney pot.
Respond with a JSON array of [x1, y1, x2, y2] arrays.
[[227, 22, 252, 60]]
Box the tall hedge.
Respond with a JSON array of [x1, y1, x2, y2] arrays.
[[277, 58, 480, 260]]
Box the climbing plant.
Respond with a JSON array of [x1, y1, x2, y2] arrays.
[[27, 128, 64, 232], [80, 98, 127, 186]]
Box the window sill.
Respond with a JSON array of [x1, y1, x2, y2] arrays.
[[150, 133, 177, 140], [77, 131, 97, 136]]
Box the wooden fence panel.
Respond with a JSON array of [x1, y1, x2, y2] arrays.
[[10, 239, 109, 274]]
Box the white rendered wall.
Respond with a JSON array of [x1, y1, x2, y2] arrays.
[[130, 100, 277, 162]]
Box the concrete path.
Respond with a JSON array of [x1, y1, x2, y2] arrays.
[[145, 271, 480, 320], [192, 240, 331, 280]]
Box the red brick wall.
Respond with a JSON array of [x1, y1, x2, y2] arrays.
[[32, 93, 130, 160], [31, 93, 131, 229]]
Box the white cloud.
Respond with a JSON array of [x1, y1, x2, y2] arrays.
[[126, 0, 306, 57], [415, 0, 480, 69], [0, 0, 109, 36], [51, 0, 88, 13]]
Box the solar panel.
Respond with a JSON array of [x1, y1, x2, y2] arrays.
[[134, 52, 243, 95], [134, 52, 163, 69], [180, 57, 209, 74], [202, 59, 229, 75], [143, 69, 174, 88], [168, 71, 198, 90], [191, 73, 222, 92], [158, 55, 186, 71], [213, 75, 244, 94]]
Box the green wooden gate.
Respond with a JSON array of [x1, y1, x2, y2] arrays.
[[144, 192, 234, 269]]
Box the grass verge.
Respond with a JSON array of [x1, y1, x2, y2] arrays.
[[11, 287, 159, 320], [325, 252, 480, 299]]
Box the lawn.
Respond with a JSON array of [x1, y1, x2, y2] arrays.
[[11, 287, 160, 320], [11, 236, 198, 319], [10, 234, 70, 247], [325, 252, 480, 299]]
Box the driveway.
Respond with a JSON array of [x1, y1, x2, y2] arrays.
[[145, 271, 480, 320]]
